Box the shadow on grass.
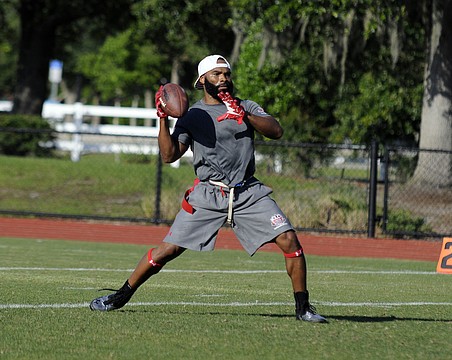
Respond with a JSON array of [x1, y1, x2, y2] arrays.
[[324, 315, 452, 323], [249, 314, 452, 323], [119, 309, 452, 323]]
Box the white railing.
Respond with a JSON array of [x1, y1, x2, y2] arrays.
[[0, 100, 13, 112], [0, 100, 190, 163], [43, 101, 162, 161], [48, 101, 164, 162], [41, 101, 160, 123]]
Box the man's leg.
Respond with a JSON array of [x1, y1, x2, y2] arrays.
[[274, 230, 307, 292], [89, 243, 185, 311], [274, 231, 327, 322], [128, 242, 185, 289]]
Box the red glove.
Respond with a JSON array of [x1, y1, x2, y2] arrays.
[[216, 92, 245, 125], [155, 85, 168, 118]]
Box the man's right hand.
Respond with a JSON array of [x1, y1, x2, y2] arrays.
[[155, 85, 168, 118]]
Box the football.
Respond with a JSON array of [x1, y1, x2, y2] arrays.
[[160, 83, 189, 118]]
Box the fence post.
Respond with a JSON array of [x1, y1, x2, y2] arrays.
[[382, 147, 390, 233], [367, 139, 378, 238], [154, 151, 162, 223], [70, 102, 83, 162]]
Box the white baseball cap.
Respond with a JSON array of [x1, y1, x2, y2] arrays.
[[194, 55, 231, 89]]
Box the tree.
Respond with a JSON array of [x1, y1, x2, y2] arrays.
[[11, 0, 136, 115], [414, 0, 452, 186], [0, 1, 19, 99], [7, 0, 451, 185], [76, 0, 236, 105], [232, 0, 451, 185], [131, 0, 234, 87], [333, 71, 422, 145], [233, 1, 425, 145], [76, 29, 166, 103]]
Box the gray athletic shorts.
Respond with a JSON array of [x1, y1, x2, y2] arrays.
[[163, 178, 294, 255]]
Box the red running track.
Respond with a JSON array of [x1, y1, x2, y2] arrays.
[[0, 217, 442, 262]]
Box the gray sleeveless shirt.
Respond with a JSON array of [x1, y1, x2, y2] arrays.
[[171, 98, 270, 186]]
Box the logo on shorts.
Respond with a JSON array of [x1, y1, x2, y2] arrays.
[[256, 106, 267, 115], [270, 213, 287, 230]]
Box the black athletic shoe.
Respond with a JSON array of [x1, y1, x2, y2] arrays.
[[296, 304, 327, 323], [294, 290, 327, 323], [89, 281, 134, 312]]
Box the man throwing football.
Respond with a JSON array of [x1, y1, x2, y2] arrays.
[[89, 55, 327, 323]]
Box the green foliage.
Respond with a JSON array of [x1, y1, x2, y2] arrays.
[[0, 1, 19, 98], [76, 0, 235, 103], [386, 209, 432, 236], [77, 29, 166, 101], [333, 71, 423, 145], [389, 151, 418, 183], [0, 0, 431, 145], [234, 0, 425, 146], [0, 115, 55, 157], [6, 0, 138, 114], [235, 21, 336, 143], [134, 0, 233, 53]]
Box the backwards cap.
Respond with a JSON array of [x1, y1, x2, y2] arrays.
[[194, 55, 231, 89]]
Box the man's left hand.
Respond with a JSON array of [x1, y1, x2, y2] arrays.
[[217, 92, 245, 125]]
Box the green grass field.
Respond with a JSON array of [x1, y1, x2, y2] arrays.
[[1, 237, 451, 360]]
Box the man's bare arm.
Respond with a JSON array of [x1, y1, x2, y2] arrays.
[[158, 118, 188, 163], [247, 114, 284, 140]]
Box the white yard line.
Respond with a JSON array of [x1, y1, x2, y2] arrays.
[[2, 266, 449, 310], [0, 267, 440, 275], [1, 301, 451, 310]]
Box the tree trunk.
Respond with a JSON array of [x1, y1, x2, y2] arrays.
[[170, 58, 181, 84], [12, 0, 56, 115], [414, 0, 452, 186]]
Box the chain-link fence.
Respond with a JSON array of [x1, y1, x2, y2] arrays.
[[254, 141, 370, 234], [0, 128, 451, 238], [381, 147, 452, 238]]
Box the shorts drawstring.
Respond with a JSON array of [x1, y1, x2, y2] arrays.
[[209, 180, 248, 226]]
